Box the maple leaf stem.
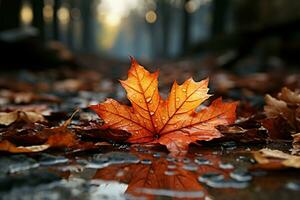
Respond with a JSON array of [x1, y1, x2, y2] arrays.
[[63, 109, 80, 127]]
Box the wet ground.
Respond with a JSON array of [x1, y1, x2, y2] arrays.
[[1, 59, 300, 200], [1, 142, 299, 200]]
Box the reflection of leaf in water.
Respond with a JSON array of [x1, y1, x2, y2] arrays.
[[92, 152, 224, 200], [127, 159, 205, 200]]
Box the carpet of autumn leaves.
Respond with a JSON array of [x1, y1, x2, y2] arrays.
[[0, 57, 300, 169]]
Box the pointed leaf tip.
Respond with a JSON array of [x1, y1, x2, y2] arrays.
[[129, 56, 138, 65]]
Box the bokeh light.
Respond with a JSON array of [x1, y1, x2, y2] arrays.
[[185, 0, 212, 13], [145, 10, 157, 23], [43, 5, 54, 23], [58, 6, 70, 25], [20, 1, 33, 26]]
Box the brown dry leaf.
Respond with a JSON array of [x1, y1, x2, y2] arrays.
[[292, 133, 300, 155], [264, 94, 291, 119], [0, 90, 60, 104], [237, 73, 276, 93], [293, 133, 300, 144], [252, 148, 300, 170], [45, 131, 77, 148], [282, 157, 300, 168], [40, 110, 96, 151], [278, 87, 300, 105], [263, 87, 300, 139], [40, 110, 81, 149], [0, 112, 19, 126], [0, 110, 94, 153], [74, 120, 131, 142], [261, 117, 293, 140], [258, 148, 291, 159], [219, 124, 268, 143], [1, 104, 51, 115], [54, 79, 85, 92], [0, 111, 46, 126], [0, 140, 49, 153], [0, 132, 77, 154]]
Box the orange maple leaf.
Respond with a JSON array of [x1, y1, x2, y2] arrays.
[[90, 58, 238, 152]]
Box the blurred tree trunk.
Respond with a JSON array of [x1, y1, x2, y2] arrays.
[[212, 0, 229, 36], [81, 0, 92, 51], [53, 0, 61, 40], [233, 0, 260, 31], [67, 1, 74, 49], [158, 0, 171, 57], [0, 0, 22, 31], [32, 0, 45, 40], [182, 0, 190, 54], [147, 23, 159, 58]]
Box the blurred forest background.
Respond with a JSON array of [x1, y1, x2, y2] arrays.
[[0, 0, 300, 69]]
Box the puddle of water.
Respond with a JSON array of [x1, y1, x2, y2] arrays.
[[219, 162, 234, 169], [221, 141, 237, 150], [1, 145, 300, 200], [35, 153, 69, 166], [286, 181, 300, 191], [90, 179, 128, 200], [135, 188, 204, 198], [194, 157, 211, 165], [230, 169, 252, 182], [85, 152, 140, 169], [140, 159, 152, 165], [198, 172, 250, 189], [0, 155, 39, 174], [183, 164, 198, 171]]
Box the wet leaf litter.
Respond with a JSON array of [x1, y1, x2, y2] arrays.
[[0, 58, 299, 199]]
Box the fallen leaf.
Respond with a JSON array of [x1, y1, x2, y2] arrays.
[[1, 104, 51, 115], [90, 58, 238, 152], [264, 94, 291, 120], [293, 133, 300, 144], [0, 110, 94, 153], [45, 131, 77, 148], [40, 110, 91, 150], [54, 79, 85, 92], [278, 87, 300, 105], [0, 90, 60, 104], [0, 111, 46, 126], [0, 112, 18, 126], [263, 87, 300, 139], [237, 73, 276, 94], [0, 140, 49, 153], [292, 133, 300, 155], [261, 117, 293, 140], [74, 120, 132, 142], [252, 148, 300, 170], [218, 123, 268, 143]]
